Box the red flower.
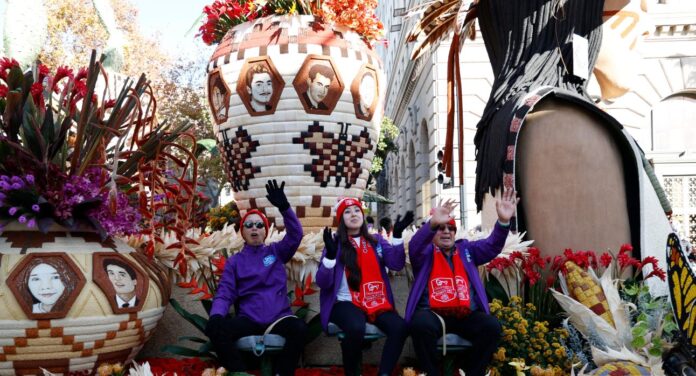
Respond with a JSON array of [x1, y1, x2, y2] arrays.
[[641, 256, 666, 281], [30, 82, 44, 107], [0, 57, 19, 80], [0, 84, 7, 97], [619, 243, 633, 254], [600, 252, 613, 268]]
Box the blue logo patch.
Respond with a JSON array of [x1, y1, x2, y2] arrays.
[[263, 254, 276, 267]]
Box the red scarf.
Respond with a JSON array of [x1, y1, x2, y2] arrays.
[[428, 246, 472, 317], [347, 237, 393, 321]]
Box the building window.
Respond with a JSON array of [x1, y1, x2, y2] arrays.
[[664, 175, 696, 244]]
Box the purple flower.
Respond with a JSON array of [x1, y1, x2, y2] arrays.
[[154, 194, 165, 202], [18, 215, 27, 223], [0, 192, 5, 200], [0, 175, 8, 181], [8, 207, 19, 215], [32, 204, 40, 212], [26, 175, 35, 184], [10, 176, 21, 184], [26, 219, 36, 228], [11, 182, 22, 189], [0, 181, 10, 190]]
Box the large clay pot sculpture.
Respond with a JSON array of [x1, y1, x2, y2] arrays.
[[206, 15, 385, 231], [0, 226, 170, 375]]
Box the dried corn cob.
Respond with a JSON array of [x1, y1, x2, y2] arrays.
[[564, 261, 615, 327]]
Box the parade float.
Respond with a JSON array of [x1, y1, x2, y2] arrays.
[[407, 0, 695, 374], [0, 52, 206, 374], [201, 0, 386, 232]]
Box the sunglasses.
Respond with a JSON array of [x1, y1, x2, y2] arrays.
[[243, 221, 265, 229], [437, 225, 457, 232]]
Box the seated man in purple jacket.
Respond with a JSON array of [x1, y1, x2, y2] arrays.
[[406, 188, 518, 376], [205, 180, 307, 375]]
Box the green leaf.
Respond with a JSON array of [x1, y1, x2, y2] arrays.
[[623, 284, 640, 296], [7, 66, 23, 90], [196, 139, 218, 157], [200, 299, 213, 315], [306, 314, 324, 343], [632, 324, 648, 337], [170, 298, 209, 334], [161, 344, 210, 358], [648, 346, 662, 357], [178, 336, 208, 344], [484, 273, 510, 306], [631, 336, 647, 348]]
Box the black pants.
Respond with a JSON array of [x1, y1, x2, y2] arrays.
[[207, 315, 308, 375], [409, 309, 502, 376], [329, 301, 408, 376]]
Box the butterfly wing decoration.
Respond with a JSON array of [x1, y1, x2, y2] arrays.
[[666, 233, 696, 350], [293, 122, 372, 189]]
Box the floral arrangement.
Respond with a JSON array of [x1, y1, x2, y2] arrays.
[[488, 297, 572, 376], [481, 245, 675, 374], [0, 51, 209, 277], [198, 0, 384, 46], [206, 200, 240, 231]]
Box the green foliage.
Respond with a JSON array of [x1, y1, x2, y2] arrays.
[[370, 116, 399, 176]]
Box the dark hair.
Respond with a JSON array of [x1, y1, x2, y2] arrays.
[[21, 257, 75, 308], [245, 63, 271, 88], [103, 258, 137, 281], [379, 217, 392, 232], [366, 216, 374, 225], [337, 218, 377, 291], [308, 63, 335, 81]]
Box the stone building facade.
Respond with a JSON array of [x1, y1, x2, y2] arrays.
[[375, 0, 696, 243]]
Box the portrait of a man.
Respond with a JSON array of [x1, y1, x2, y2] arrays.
[[303, 64, 335, 110], [236, 57, 284, 116], [92, 253, 147, 313], [208, 71, 231, 125], [245, 63, 274, 112], [293, 55, 344, 115], [351, 65, 379, 121], [104, 259, 138, 308]]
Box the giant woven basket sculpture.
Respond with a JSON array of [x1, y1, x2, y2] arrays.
[[0, 227, 170, 375], [206, 15, 385, 231]]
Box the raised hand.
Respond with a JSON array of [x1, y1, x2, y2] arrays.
[[430, 198, 457, 227], [495, 187, 519, 223], [323, 227, 338, 260], [265, 179, 290, 211], [392, 211, 414, 238]]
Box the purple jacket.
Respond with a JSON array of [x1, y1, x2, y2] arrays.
[[316, 234, 405, 331], [210, 208, 303, 325], [404, 221, 509, 322]]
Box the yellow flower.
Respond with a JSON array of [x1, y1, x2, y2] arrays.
[[112, 363, 123, 373], [97, 364, 113, 376]]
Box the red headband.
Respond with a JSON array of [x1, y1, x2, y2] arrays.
[[241, 209, 270, 237], [336, 198, 363, 220]]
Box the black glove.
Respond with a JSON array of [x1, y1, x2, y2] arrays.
[[323, 227, 338, 260], [265, 179, 290, 211], [392, 211, 414, 238], [205, 314, 225, 337]]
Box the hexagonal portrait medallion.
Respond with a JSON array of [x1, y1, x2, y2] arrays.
[[208, 69, 232, 125], [236, 56, 285, 116], [293, 55, 344, 115], [7, 253, 85, 319], [93, 253, 148, 314], [351, 64, 379, 121]]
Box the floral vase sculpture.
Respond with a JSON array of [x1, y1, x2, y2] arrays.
[[0, 226, 170, 375], [0, 53, 187, 374], [206, 14, 385, 231]]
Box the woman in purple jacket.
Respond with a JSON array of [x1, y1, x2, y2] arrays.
[[205, 180, 307, 375], [316, 198, 413, 376], [406, 189, 518, 376]]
